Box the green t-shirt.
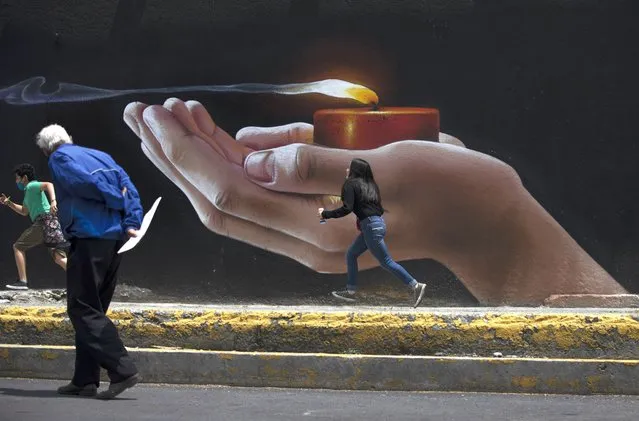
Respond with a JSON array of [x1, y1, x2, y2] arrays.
[[23, 181, 51, 222]]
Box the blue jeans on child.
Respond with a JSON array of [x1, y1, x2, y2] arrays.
[[346, 216, 417, 291]]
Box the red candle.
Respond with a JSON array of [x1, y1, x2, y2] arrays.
[[313, 107, 440, 150]]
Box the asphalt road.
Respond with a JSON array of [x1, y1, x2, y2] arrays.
[[1, 378, 637, 421]]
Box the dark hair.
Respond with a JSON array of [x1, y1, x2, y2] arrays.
[[342, 158, 382, 206], [14, 163, 36, 182]]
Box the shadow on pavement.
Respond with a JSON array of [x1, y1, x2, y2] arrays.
[[0, 387, 136, 400], [0, 388, 72, 398]]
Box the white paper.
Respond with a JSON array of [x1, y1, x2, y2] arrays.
[[118, 197, 162, 254]]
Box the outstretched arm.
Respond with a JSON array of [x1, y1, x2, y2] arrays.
[[1, 194, 29, 216], [321, 184, 355, 219]]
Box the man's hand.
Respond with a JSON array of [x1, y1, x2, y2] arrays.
[[50, 199, 58, 214], [0, 194, 9, 206], [126, 228, 139, 238]]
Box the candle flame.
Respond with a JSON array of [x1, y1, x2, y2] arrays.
[[303, 79, 379, 105]]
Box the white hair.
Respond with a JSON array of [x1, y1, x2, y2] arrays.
[[36, 124, 73, 153]]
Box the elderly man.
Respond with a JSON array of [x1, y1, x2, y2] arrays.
[[36, 124, 143, 400]]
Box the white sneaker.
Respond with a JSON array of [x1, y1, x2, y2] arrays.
[[6, 280, 28, 290], [331, 289, 357, 303], [413, 283, 427, 308]]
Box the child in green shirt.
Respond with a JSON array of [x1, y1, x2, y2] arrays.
[[0, 164, 68, 290]]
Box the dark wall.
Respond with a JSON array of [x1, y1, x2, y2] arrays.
[[0, 0, 637, 304]]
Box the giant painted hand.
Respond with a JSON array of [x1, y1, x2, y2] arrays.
[[123, 98, 626, 305]]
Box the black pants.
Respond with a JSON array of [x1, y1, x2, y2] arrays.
[[66, 238, 137, 387]]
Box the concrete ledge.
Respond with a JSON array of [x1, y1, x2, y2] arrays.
[[1, 344, 638, 395], [2, 306, 639, 358], [545, 294, 639, 308]]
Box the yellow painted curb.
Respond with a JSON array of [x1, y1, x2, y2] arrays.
[[2, 306, 639, 357]]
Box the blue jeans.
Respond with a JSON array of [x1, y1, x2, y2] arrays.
[[346, 216, 417, 291]]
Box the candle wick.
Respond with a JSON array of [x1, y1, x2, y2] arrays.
[[371, 102, 379, 111]]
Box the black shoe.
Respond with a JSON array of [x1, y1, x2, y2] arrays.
[[57, 382, 97, 397], [96, 373, 141, 400], [6, 280, 28, 290], [413, 282, 427, 308], [332, 289, 357, 303]]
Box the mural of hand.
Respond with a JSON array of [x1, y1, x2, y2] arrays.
[[124, 98, 626, 305], [124, 98, 357, 273]]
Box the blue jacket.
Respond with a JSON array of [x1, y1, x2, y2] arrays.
[[48, 144, 143, 240]]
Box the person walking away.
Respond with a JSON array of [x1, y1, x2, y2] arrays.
[[35, 124, 143, 399]]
